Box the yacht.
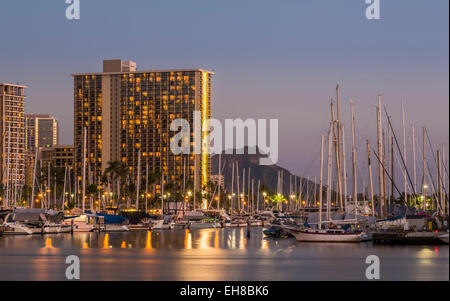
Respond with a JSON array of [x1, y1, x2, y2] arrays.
[[284, 226, 363, 242], [2, 208, 70, 235]]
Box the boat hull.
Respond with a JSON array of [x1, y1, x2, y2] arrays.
[[439, 234, 449, 244], [102, 224, 130, 232], [188, 222, 221, 229], [289, 229, 362, 242]]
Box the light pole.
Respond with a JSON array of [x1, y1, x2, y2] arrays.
[[422, 184, 428, 211]]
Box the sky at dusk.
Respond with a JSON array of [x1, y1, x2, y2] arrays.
[[0, 0, 448, 183]]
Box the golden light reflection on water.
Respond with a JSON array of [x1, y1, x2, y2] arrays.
[[417, 247, 436, 266], [103, 234, 109, 249], [184, 229, 192, 249], [43, 238, 54, 249], [145, 231, 152, 249], [13, 228, 271, 251], [239, 228, 245, 250], [214, 230, 219, 249], [198, 229, 213, 249]]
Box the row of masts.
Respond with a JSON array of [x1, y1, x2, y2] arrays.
[[2, 87, 449, 217], [316, 85, 449, 219]]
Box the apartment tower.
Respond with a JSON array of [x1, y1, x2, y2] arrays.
[[25, 114, 59, 153], [0, 83, 27, 202], [72, 60, 212, 201]]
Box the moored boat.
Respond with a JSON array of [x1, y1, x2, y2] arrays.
[[285, 226, 363, 242], [439, 233, 449, 244]]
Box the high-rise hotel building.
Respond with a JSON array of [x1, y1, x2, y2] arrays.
[[25, 114, 59, 153], [72, 60, 212, 192], [0, 83, 26, 190]]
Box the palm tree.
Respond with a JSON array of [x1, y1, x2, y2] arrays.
[[104, 161, 128, 209], [0, 183, 5, 207], [146, 170, 161, 209], [86, 183, 98, 210]]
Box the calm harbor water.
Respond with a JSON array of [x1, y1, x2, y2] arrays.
[[0, 228, 448, 281]]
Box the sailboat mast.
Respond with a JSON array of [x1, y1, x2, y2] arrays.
[[30, 148, 38, 208], [247, 167, 251, 212], [146, 160, 149, 213], [330, 100, 343, 211], [82, 127, 87, 213], [367, 140, 375, 216], [412, 125, 417, 196], [390, 117, 395, 203], [377, 95, 385, 217], [437, 150, 443, 214], [342, 124, 348, 211], [5, 123, 11, 208], [351, 101, 358, 209], [422, 127, 427, 210], [236, 161, 240, 213], [161, 173, 164, 215], [402, 102, 408, 204], [326, 124, 333, 221], [257, 180, 260, 213], [231, 161, 234, 213], [319, 135, 324, 229], [135, 149, 141, 210], [242, 168, 245, 212], [218, 153, 221, 211], [62, 166, 67, 211]]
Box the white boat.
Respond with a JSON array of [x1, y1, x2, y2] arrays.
[[102, 223, 130, 232], [439, 233, 449, 244], [222, 219, 232, 227], [42, 223, 72, 234], [1, 209, 70, 235], [64, 214, 95, 232], [2, 220, 72, 235], [1, 221, 41, 235], [247, 219, 263, 227], [285, 227, 363, 242], [92, 213, 130, 232], [151, 219, 175, 230], [230, 218, 247, 227], [188, 220, 221, 229]]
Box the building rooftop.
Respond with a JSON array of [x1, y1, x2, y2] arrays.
[[0, 83, 27, 88], [71, 59, 214, 76], [71, 68, 214, 77], [25, 113, 57, 118]]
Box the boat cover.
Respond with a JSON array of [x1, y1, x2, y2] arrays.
[[11, 208, 64, 223], [95, 213, 128, 224]]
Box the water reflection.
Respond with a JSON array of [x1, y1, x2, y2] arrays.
[[0, 229, 448, 281]]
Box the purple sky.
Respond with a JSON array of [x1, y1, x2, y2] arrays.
[[0, 0, 448, 183]]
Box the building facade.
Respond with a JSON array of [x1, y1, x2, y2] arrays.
[[40, 145, 74, 170], [0, 83, 27, 194], [72, 60, 212, 196], [25, 114, 59, 153]]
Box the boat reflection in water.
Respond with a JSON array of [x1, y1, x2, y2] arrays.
[[0, 228, 448, 281]]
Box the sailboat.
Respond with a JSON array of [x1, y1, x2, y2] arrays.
[[1, 208, 71, 235], [286, 227, 363, 242], [285, 90, 365, 242]]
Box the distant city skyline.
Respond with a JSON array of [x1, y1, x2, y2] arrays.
[[0, 0, 448, 178]]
